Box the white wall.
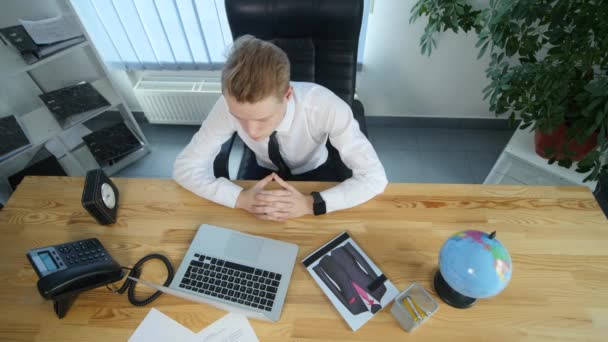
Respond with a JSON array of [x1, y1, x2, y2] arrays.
[[357, 0, 494, 118]]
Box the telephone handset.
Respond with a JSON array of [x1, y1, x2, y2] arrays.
[[26, 238, 125, 318]]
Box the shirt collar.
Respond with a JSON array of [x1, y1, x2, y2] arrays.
[[274, 94, 295, 133]]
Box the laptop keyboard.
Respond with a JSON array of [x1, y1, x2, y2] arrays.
[[178, 253, 282, 312]]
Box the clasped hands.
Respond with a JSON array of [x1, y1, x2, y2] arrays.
[[236, 173, 313, 221]]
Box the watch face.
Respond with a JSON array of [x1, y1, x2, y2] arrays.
[[101, 183, 116, 209], [83, 169, 119, 225]]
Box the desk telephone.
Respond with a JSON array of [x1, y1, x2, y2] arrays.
[[27, 238, 124, 318], [27, 238, 174, 318]]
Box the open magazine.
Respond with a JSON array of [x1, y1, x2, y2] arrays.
[[302, 232, 399, 331]]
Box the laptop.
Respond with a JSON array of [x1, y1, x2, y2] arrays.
[[167, 224, 299, 322]]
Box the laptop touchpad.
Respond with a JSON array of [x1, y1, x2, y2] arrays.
[[225, 233, 263, 261]]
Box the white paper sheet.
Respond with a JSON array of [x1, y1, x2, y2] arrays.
[[129, 308, 194, 342], [19, 15, 82, 45], [129, 309, 259, 342], [191, 313, 259, 342]]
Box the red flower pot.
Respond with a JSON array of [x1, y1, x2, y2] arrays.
[[534, 124, 598, 161]]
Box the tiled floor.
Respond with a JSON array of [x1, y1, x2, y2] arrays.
[[116, 119, 515, 184], [366, 123, 513, 184]]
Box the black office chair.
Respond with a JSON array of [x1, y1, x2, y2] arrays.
[[213, 0, 367, 181]]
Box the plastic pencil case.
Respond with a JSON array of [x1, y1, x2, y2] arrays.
[[391, 282, 439, 332]]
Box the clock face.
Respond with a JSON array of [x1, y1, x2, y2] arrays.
[[101, 183, 116, 209]]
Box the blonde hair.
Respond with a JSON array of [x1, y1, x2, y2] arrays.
[[222, 35, 290, 103]]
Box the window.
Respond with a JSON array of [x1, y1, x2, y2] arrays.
[[72, 0, 370, 71]]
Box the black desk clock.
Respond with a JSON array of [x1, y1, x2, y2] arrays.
[[81, 169, 118, 225]]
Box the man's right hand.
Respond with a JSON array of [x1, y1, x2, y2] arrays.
[[235, 173, 293, 221]]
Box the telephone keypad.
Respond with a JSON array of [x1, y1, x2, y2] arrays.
[[56, 238, 109, 266]]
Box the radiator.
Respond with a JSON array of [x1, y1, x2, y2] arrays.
[[133, 76, 222, 125]]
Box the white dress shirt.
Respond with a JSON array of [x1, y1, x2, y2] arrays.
[[173, 82, 388, 213]]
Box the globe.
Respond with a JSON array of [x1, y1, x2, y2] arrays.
[[434, 230, 512, 308]]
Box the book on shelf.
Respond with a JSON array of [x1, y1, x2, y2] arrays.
[[0, 25, 85, 64], [39, 82, 111, 127], [82, 122, 143, 166], [0, 115, 31, 162]]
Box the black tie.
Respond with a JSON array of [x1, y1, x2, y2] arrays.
[[268, 131, 292, 179]]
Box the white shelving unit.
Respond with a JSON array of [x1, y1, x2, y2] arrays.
[[0, 0, 150, 205], [0, 39, 90, 79], [485, 124, 597, 190]]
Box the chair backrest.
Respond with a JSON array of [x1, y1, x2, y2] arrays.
[[224, 0, 363, 107]]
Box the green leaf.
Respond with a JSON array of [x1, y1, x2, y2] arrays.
[[586, 165, 601, 182], [558, 159, 573, 169], [509, 114, 516, 127], [587, 111, 608, 136], [520, 122, 533, 130], [477, 41, 490, 59], [584, 97, 604, 115], [476, 37, 488, 48], [450, 17, 459, 32], [598, 123, 607, 143], [426, 21, 439, 34], [483, 88, 494, 100], [505, 38, 518, 57], [548, 46, 562, 55], [580, 151, 601, 168], [585, 82, 606, 97], [455, 5, 465, 15], [483, 83, 494, 93], [577, 164, 593, 173]]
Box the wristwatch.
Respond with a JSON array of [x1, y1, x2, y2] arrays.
[[310, 191, 326, 216]]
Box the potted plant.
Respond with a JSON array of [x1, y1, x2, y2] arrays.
[[410, 0, 607, 182]]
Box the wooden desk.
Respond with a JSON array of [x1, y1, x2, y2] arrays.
[[0, 176, 607, 341]]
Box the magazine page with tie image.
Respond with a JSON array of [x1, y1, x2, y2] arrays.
[[302, 232, 399, 331]]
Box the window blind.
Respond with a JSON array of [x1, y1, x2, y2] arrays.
[[71, 0, 369, 71]]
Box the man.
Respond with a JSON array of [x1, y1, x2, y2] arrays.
[[173, 35, 387, 221]]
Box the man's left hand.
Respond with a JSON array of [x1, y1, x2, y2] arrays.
[[254, 174, 314, 221]]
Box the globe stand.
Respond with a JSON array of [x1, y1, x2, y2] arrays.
[[434, 270, 477, 309]]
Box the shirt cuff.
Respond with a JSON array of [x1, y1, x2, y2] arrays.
[[319, 187, 344, 214], [216, 178, 244, 208]]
